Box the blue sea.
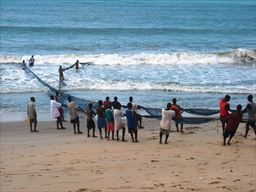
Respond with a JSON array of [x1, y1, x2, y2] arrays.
[[0, 0, 256, 121]]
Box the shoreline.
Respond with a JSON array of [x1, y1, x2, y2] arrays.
[[1, 119, 255, 192]]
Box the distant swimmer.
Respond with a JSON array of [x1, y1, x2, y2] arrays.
[[29, 55, 35, 67], [74, 60, 80, 69], [59, 65, 65, 81], [21, 60, 26, 70]]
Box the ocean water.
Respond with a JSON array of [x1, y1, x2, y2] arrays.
[[0, 0, 256, 121]]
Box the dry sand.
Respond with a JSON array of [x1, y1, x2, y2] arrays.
[[0, 118, 255, 192]]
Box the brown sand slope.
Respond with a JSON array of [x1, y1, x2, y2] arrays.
[[0, 119, 255, 192]]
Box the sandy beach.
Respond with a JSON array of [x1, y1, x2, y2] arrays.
[[0, 118, 255, 192]]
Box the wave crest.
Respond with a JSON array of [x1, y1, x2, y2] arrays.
[[1, 48, 255, 66]]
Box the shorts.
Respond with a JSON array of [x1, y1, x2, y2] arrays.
[[246, 120, 256, 127], [135, 112, 142, 121], [71, 116, 79, 124], [128, 126, 137, 134], [173, 117, 183, 124], [223, 129, 235, 138], [107, 122, 114, 131], [160, 128, 170, 135], [87, 119, 95, 129], [29, 118, 37, 124], [220, 116, 228, 124], [97, 116, 106, 129]]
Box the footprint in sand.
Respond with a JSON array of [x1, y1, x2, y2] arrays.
[[172, 184, 180, 187], [233, 179, 241, 182], [154, 183, 165, 187], [75, 188, 89, 192], [186, 157, 195, 160], [209, 181, 220, 184]]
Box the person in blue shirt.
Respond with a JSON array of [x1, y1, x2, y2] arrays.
[[125, 102, 139, 142]]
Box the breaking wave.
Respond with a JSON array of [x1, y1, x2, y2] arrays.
[[1, 48, 255, 66]]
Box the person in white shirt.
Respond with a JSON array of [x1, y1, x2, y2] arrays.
[[50, 95, 65, 130], [160, 103, 175, 144], [67, 96, 82, 134], [114, 104, 126, 141]]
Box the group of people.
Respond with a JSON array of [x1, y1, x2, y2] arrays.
[[21, 55, 35, 69], [26, 94, 256, 145], [219, 95, 256, 146], [84, 96, 143, 142], [159, 98, 184, 144]]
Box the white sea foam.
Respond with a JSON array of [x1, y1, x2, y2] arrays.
[[1, 48, 255, 66], [1, 48, 255, 94]]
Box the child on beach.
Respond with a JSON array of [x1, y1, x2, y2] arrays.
[[96, 100, 107, 139], [160, 103, 175, 144], [105, 104, 115, 140], [85, 103, 97, 137], [27, 97, 38, 132], [223, 104, 243, 146], [126, 102, 139, 142]]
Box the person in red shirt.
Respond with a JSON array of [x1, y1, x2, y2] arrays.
[[171, 98, 184, 133], [219, 95, 231, 133], [103, 96, 112, 110], [223, 104, 243, 146]]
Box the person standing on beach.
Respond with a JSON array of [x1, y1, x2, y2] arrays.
[[114, 104, 126, 141], [29, 55, 35, 67], [85, 103, 97, 138], [126, 102, 139, 142], [96, 100, 107, 139], [55, 91, 65, 121], [171, 98, 184, 133], [223, 104, 243, 146], [105, 104, 115, 140], [103, 96, 112, 110], [220, 95, 231, 133], [50, 95, 65, 130], [243, 95, 256, 139], [160, 103, 175, 144], [27, 97, 38, 132], [112, 96, 121, 109], [128, 96, 144, 128], [67, 96, 82, 134]]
